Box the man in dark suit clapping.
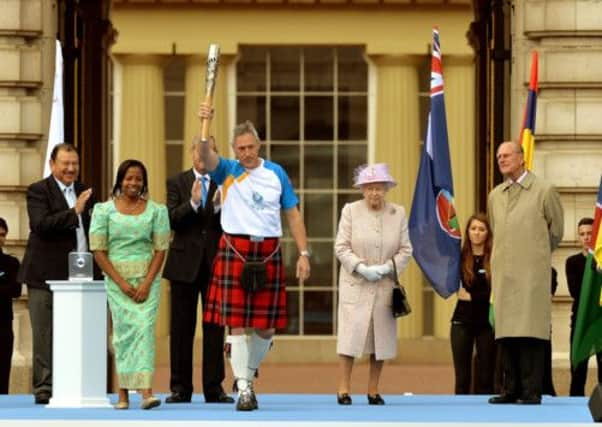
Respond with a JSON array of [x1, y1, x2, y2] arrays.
[[18, 143, 95, 404], [163, 136, 233, 404]]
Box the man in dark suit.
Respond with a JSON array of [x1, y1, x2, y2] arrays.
[[163, 137, 233, 404], [18, 143, 95, 404], [0, 217, 21, 394], [566, 217, 602, 396]]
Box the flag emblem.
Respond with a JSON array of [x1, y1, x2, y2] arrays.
[[436, 189, 461, 239]]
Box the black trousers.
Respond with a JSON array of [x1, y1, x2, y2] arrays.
[[570, 324, 602, 396], [498, 337, 545, 399], [169, 262, 226, 399], [0, 325, 13, 394], [28, 287, 53, 396], [542, 338, 557, 396], [450, 322, 496, 394]]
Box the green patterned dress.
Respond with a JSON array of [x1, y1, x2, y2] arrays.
[[89, 199, 170, 389]]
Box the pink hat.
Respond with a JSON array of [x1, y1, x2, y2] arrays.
[[353, 163, 397, 188]]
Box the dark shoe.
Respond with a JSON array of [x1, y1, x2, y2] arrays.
[[488, 394, 518, 404], [34, 392, 51, 405], [367, 394, 385, 405], [165, 392, 192, 403], [337, 393, 352, 405], [205, 391, 235, 403], [517, 395, 541, 405], [236, 388, 256, 411]]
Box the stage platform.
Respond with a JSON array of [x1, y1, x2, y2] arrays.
[[0, 393, 594, 426]]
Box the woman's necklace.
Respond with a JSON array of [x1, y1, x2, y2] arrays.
[[119, 196, 141, 214]]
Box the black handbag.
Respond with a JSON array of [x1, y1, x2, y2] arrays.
[[391, 258, 411, 318]]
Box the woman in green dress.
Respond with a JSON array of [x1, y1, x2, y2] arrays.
[[89, 159, 169, 410]]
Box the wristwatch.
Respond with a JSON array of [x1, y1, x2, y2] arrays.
[[300, 249, 311, 258]]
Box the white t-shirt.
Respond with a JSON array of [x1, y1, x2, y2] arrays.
[[210, 157, 298, 237]]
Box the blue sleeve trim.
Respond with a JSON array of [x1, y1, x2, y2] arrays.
[[210, 157, 236, 185], [264, 160, 298, 210]]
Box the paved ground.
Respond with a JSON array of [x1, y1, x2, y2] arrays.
[[0, 394, 593, 424], [150, 362, 454, 395], [146, 362, 586, 396]]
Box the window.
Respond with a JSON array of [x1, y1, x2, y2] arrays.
[[236, 46, 369, 335], [164, 57, 186, 177]]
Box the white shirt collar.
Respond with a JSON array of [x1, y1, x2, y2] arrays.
[[237, 157, 264, 172], [516, 170, 528, 184], [192, 169, 210, 181], [506, 169, 528, 186], [53, 177, 74, 193]]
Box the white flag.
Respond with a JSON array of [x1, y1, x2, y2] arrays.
[[43, 40, 64, 178]]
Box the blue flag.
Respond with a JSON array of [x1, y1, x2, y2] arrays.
[[409, 28, 462, 299]]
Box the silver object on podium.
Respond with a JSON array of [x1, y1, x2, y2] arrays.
[[68, 251, 93, 281]]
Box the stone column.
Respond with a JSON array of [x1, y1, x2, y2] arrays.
[[2, 0, 51, 394], [118, 55, 166, 202], [432, 57, 476, 338], [372, 56, 423, 339], [116, 54, 170, 344]]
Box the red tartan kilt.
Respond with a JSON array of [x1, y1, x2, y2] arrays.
[[203, 234, 287, 329]]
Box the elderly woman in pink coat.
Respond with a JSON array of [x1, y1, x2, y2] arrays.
[[334, 163, 412, 406]]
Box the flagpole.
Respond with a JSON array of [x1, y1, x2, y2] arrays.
[[518, 51, 538, 170], [43, 40, 65, 178]]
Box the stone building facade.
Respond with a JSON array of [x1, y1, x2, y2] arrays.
[[1, 0, 600, 394]]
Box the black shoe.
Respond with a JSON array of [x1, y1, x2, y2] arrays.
[[488, 394, 518, 404], [236, 388, 256, 411], [34, 392, 51, 405], [205, 391, 235, 403], [337, 393, 352, 405], [517, 395, 541, 405], [367, 394, 385, 405], [165, 392, 192, 403]]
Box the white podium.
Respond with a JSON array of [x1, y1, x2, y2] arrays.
[[47, 280, 111, 408]]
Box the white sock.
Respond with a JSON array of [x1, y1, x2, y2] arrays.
[[227, 335, 250, 392], [247, 332, 272, 380]]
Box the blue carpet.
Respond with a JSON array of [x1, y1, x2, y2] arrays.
[[0, 393, 593, 423]]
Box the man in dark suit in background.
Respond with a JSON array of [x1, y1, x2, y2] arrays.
[[18, 143, 95, 404], [566, 217, 602, 396], [163, 136, 233, 404], [0, 217, 21, 394]]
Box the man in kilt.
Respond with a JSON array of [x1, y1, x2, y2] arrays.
[[197, 110, 311, 411]]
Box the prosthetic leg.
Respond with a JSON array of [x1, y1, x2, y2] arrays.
[[227, 332, 272, 411]]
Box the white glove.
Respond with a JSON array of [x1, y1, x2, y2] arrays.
[[356, 263, 382, 282], [373, 262, 392, 276]]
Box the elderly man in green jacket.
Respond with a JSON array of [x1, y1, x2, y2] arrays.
[[487, 141, 564, 405]]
